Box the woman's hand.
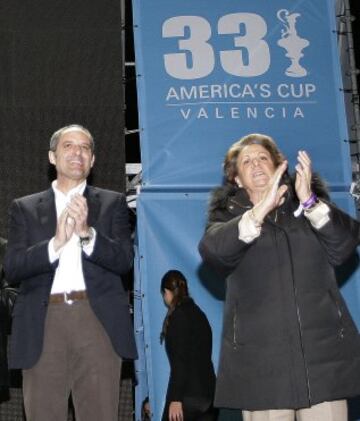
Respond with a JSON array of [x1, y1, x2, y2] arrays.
[[295, 150, 312, 203], [168, 401, 183, 421], [252, 160, 288, 223]]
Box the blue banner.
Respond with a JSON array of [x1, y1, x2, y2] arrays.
[[133, 0, 351, 189]]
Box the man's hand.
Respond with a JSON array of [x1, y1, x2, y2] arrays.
[[66, 194, 90, 238], [53, 208, 75, 252], [168, 401, 183, 421]]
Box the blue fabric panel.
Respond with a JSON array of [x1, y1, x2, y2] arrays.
[[331, 193, 360, 329], [133, 0, 351, 189], [135, 192, 224, 419]]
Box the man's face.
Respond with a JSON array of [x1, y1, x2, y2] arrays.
[[49, 129, 95, 184]]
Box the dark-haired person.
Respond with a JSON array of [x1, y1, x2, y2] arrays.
[[160, 270, 217, 421], [199, 133, 360, 421]]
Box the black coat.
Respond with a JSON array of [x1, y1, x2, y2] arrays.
[[4, 186, 137, 369], [0, 291, 8, 390], [164, 297, 216, 405], [0, 237, 10, 395], [199, 181, 360, 410]]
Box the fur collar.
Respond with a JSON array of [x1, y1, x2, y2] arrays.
[[208, 173, 330, 213]]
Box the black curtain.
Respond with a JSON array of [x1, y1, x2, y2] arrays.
[[0, 0, 126, 236]]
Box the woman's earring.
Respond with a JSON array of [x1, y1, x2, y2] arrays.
[[235, 176, 242, 187]]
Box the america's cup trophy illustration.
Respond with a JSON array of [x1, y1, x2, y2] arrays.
[[277, 9, 310, 77]]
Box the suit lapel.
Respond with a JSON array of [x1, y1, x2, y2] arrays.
[[36, 186, 100, 235], [84, 186, 100, 227], [37, 189, 57, 238]]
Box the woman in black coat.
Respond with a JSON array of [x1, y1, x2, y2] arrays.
[[199, 133, 360, 421], [160, 270, 217, 421]]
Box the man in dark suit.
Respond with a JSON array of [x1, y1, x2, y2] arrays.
[[4, 124, 137, 421]]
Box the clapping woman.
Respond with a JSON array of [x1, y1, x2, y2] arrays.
[[199, 133, 360, 421]]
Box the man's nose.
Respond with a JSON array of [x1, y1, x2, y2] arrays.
[[73, 144, 81, 154]]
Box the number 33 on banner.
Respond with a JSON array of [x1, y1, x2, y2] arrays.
[[163, 14, 270, 80]]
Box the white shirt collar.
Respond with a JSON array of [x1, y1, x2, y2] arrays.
[[51, 180, 87, 200]]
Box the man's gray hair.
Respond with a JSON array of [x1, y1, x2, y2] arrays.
[[49, 124, 95, 153]]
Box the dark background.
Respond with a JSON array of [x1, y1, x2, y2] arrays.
[[351, 0, 360, 67], [0, 0, 127, 238], [349, 0, 360, 88]]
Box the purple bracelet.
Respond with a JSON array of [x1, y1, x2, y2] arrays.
[[302, 192, 317, 209]]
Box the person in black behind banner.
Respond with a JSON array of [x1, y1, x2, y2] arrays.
[[199, 133, 360, 421], [160, 270, 217, 421]]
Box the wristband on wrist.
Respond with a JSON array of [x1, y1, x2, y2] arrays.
[[302, 193, 318, 210]]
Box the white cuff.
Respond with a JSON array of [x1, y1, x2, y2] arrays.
[[238, 210, 262, 243], [81, 228, 97, 256], [304, 201, 330, 229], [48, 237, 61, 263]]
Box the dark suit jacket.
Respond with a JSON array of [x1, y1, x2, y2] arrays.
[[4, 186, 137, 369], [0, 237, 11, 394], [164, 297, 216, 404]]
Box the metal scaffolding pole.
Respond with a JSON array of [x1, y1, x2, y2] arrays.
[[122, 0, 142, 203], [339, 0, 360, 167]]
